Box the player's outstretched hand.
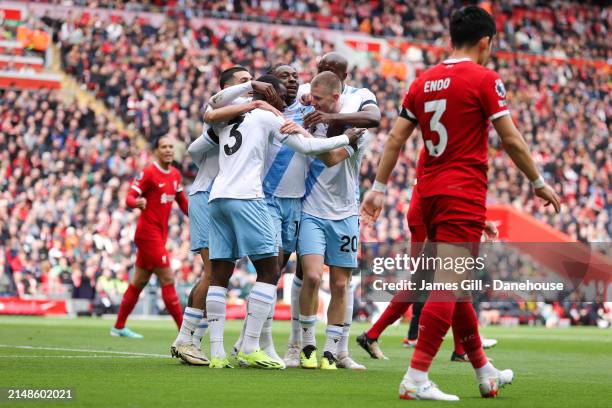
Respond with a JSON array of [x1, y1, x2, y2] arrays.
[[251, 81, 285, 110], [360, 190, 384, 226], [483, 221, 499, 242], [253, 100, 282, 117], [345, 128, 365, 145], [303, 110, 335, 129], [135, 198, 147, 209], [280, 120, 308, 136], [535, 184, 561, 213]]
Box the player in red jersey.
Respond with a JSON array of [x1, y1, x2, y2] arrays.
[[361, 6, 559, 401], [111, 136, 189, 338], [357, 150, 498, 360]]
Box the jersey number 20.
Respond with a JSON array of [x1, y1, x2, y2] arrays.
[[224, 116, 245, 155], [424, 99, 447, 157]]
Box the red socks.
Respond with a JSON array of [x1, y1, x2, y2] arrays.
[[161, 283, 183, 329], [115, 284, 143, 329], [366, 299, 411, 340], [410, 291, 456, 371], [451, 323, 466, 355], [452, 301, 487, 369]]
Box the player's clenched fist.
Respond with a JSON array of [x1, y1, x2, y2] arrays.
[[135, 197, 147, 209], [360, 190, 384, 225]]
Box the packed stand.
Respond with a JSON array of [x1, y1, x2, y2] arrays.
[[0, 89, 205, 307], [54, 12, 610, 245], [39, 0, 611, 60]]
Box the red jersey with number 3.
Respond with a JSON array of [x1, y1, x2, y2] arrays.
[[401, 58, 509, 205], [130, 162, 183, 243]]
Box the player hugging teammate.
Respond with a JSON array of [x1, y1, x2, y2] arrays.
[[160, 52, 381, 370], [116, 6, 561, 402]]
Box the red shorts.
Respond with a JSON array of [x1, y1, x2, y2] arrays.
[[135, 239, 170, 270], [420, 195, 485, 245]]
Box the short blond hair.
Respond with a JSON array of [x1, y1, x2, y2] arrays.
[[311, 71, 342, 95]]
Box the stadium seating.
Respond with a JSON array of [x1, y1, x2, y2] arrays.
[[1, 3, 609, 325]]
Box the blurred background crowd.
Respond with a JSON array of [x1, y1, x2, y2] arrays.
[[0, 1, 609, 326]]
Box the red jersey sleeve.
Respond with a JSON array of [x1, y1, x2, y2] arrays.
[[478, 70, 510, 121], [173, 171, 188, 215], [131, 168, 150, 197], [400, 79, 419, 124]]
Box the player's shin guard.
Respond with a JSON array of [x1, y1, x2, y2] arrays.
[[409, 291, 456, 372], [289, 276, 302, 346], [453, 301, 487, 369], [242, 282, 276, 354], [114, 284, 143, 329], [207, 286, 228, 359], [162, 284, 183, 329]]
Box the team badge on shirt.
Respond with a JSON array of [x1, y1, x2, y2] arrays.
[[495, 79, 506, 98]]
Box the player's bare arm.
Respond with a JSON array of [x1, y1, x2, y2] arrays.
[[303, 105, 381, 129], [360, 116, 417, 225], [204, 100, 281, 124], [493, 115, 561, 213]]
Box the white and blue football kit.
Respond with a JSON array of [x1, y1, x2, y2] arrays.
[[187, 98, 250, 253], [262, 99, 314, 253], [207, 109, 352, 261], [297, 88, 376, 268]]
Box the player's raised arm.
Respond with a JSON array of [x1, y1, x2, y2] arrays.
[[303, 91, 381, 129], [273, 116, 361, 155], [493, 115, 560, 212], [204, 100, 282, 124], [360, 116, 417, 225]]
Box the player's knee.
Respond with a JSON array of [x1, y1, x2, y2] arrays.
[[330, 277, 348, 297], [302, 268, 321, 290]]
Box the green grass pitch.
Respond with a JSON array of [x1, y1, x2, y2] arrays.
[[1, 316, 611, 407]]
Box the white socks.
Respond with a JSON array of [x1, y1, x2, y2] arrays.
[[406, 367, 429, 385], [299, 314, 317, 347], [192, 317, 208, 349], [259, 293, 278, 358], [337, 284, 354, 355], [206, 286, 228, 359], [475, 362, 496, 381], [242, 282, 276, 354], [288, 276, 302, 346], [176, 307, 203, 345], [323, 324, 343, 357]]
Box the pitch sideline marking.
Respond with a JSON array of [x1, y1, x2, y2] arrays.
[[0, 344, 168, 358]]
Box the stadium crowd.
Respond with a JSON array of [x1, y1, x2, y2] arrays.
[[45, 1, 611, 60], [1, 5, 609, 326]]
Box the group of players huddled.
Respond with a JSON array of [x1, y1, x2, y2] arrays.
[[109, 6, 560, 402]]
